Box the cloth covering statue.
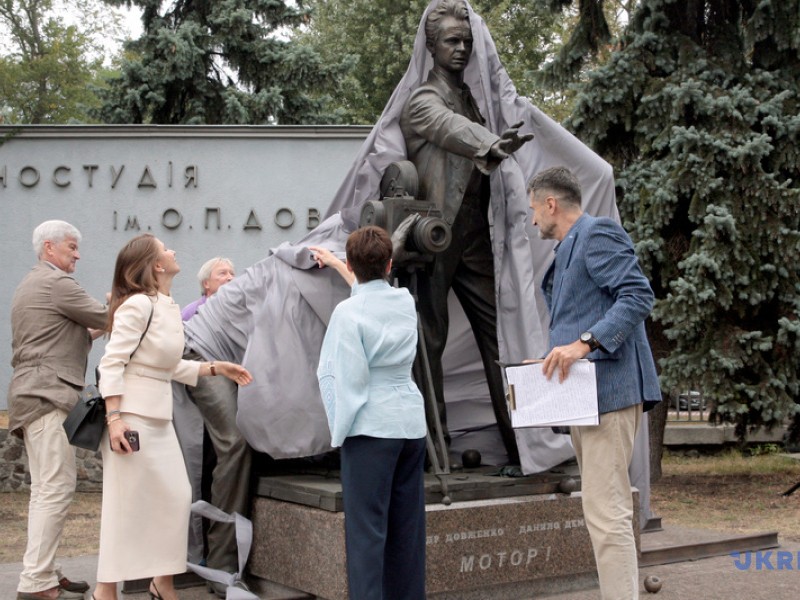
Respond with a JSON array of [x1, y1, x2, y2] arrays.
[[183, 0, 627, 476]]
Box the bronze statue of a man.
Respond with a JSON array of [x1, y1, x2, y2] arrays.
[[399, 0, 533, 465]]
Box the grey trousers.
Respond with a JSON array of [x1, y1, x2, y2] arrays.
[[183, 348, 253, 572]]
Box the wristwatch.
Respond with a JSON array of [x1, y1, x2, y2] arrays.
[[580, 331, 601, 352]]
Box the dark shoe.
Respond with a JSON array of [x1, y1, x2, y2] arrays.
[[58, 578, 89, 594], [206, 578, 251, 599], [17, 588, 63, 600]]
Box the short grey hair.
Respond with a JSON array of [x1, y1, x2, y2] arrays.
[[527, 166, 582, 208], [197, 257, 234, 294], [32, 220, 81, 258], [425, 0, 469, 49]]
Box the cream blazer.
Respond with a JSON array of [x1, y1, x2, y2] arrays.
[[99, 293, 200, 420]]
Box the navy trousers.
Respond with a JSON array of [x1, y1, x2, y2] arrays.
[[340, 436, 427, 600]]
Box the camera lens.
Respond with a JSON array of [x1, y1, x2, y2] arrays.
[[410, 217, 452, 254], [430, 227, 447, 245]]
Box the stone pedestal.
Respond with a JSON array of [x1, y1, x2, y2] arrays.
[[424, 494, 598, 596], [249, 473, 639, 600], [251, 496, 347, 600]]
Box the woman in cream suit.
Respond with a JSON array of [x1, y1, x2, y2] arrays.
[[93, 234, 252, 600]]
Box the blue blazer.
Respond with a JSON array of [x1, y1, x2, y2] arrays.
[[542, 214, 661, 414]]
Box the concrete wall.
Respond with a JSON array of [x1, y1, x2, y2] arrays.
[[0, 125, 371, 409]]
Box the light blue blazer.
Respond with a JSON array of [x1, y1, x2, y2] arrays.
[[542, 214, 661, 414], [317, 279, 426, 447]]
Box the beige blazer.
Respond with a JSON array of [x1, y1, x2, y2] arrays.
[[99, 293, 200, 420], [8, 262, 108, 435]]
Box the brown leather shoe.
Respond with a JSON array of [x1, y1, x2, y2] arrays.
[[58, 577, 90, 594]]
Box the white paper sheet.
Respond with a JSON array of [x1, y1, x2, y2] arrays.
[[503, 360, 599, 428]]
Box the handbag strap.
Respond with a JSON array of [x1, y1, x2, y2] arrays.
[[131, 300, 155, 358], [95, 299, 155, 385]]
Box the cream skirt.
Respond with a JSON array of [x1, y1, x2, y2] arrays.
[[97, 414, 191, 582]]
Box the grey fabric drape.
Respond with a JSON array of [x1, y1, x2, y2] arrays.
[[183, 1, 635, 477]]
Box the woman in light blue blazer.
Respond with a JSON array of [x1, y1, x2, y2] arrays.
[[316, 227, 427, 600]]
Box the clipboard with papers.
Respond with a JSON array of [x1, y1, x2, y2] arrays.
[[499, 359, 599, 428]]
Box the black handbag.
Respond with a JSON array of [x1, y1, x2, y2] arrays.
[[62, 302, 154, 451], [62, 384, 106, 451]]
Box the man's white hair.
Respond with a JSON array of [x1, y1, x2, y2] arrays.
[[32, 220, 81, 258], [197, 257, 235, 294]]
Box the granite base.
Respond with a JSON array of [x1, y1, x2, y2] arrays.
[[249, 488, 639, 600]]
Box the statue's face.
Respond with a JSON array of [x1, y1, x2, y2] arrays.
[[431, 16, 473, 73]]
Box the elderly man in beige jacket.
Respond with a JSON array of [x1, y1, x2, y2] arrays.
[[8, 220, 107, 600]]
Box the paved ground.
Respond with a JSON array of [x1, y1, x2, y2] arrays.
[[545, 528, 800, 600], [2, 526, 799, 599]]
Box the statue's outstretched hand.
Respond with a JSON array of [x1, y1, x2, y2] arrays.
[[490, 120, 534, 159]]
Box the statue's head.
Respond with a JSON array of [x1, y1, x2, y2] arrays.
[[425, 0, 472, 73]]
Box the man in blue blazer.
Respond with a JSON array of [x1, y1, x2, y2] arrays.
[[527, 166, 661, 600]]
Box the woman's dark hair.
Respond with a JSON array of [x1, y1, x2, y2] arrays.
[[346, 226, 393, 283], [105, 234, 161, 330]]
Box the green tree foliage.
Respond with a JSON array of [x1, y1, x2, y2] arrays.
[[546, 0, 800, 438], [301, 0, 572, 124], [300, 0, 426, 124], [95, 0, 346, 124], [0, 0, 114, 123], [538, 0, 638, 84]]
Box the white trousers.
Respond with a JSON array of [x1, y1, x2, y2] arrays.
[[571, 403, 642, 600], [19, 408, 77, 593]]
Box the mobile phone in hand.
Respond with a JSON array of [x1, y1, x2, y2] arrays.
[[125, 430, 140, 452]]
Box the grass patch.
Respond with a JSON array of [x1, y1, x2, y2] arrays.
[[662, 447, 797, 476], [0, 492, 101, 563], [652, 450, 800, 541]]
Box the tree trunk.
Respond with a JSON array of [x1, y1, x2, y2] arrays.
[[648, 396, 668, 482], [646, 319, 671, 482]]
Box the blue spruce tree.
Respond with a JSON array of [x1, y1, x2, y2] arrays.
[[543, 0, 800, 444], [96, 0, 345, 124]]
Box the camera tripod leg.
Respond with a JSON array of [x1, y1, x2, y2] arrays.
[[394, 269, 452, 504], [416, 317, 452, 505]]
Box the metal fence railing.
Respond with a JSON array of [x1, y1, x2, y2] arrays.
[[667, 390, 708, 422]]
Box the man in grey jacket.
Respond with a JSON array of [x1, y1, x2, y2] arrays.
[[9, 220, 107, 600]]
